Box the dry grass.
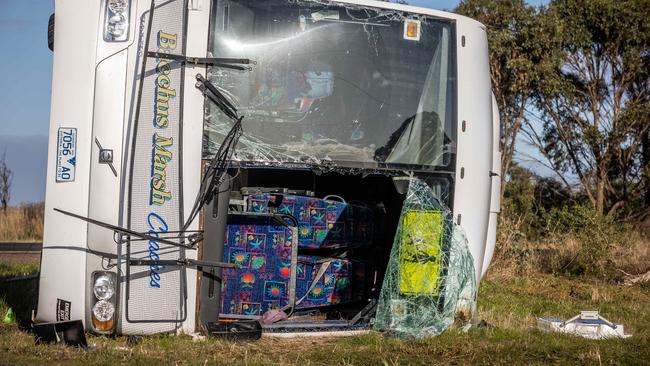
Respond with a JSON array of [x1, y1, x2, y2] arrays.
[[0, 203, 44, 242], [610, 235, 650, 276], [493, 210, 650, 281], [491, 235, 650, 282]]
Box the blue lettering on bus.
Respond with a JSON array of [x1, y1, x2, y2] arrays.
[[147, 212, 169, 288]]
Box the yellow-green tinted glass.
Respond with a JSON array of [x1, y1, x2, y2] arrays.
[[399, 210, 443, 296]]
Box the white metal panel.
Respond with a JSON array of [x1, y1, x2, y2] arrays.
[[489, 93, 502, 215], [85, 50, 128, 329], [179, 0, 212, 334], [482, 212, 498, 278], [120, 0, 187, 335], [37, 0, 102, 324], [452, 20, 493, 285], [482, 94, 502, 277], [85, 0, 145, 334]]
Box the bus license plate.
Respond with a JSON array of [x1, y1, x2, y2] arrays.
[[56, 127, 77, 182]]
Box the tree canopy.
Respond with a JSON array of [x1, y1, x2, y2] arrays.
[[530, 0, 650, 216], [458, 0, 650, 218]]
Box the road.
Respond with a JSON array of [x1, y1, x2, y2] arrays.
[[0, 242, 42, 253]]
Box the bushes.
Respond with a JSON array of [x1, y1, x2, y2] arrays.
[[495, 201, 648, 280], [492, 166, 648, 280], [540, 204, 638, 278]]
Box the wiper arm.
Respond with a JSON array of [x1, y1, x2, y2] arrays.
[[54, 208, 198, 250], [195, 74, 239, 121], [183, 72, 248, 230], [147, 52, 256, 71], [52, 209, 240, 270]]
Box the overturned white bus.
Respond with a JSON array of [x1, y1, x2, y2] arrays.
[[37, 0, 500, 337]]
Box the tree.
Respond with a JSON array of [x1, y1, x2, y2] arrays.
[[0, 152, 12, 212], [455, 0, 555, 201], [527, 0, 650, 216], [624, 57, 650, 215]]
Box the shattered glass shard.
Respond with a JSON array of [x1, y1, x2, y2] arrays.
[[375, 177, 476, 339]]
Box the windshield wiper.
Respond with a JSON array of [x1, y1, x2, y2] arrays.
[[147, 52, 256, 71], [195, 74, 239, 121], [183, 73, 247, 230]]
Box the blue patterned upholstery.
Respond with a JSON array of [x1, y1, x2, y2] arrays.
[[295, 256, 366, 309], [246, 193, 373, 249], [220, 214, 297, 318], [220, 192, 373, 318]]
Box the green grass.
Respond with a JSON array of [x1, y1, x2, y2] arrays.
[[0, 326, 647, 366], [0, 262, 39, 278], [0, 262, 40, 329], [0, 268, 649, 365]]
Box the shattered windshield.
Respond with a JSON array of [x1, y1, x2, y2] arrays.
[[204, 0, 456, 170]]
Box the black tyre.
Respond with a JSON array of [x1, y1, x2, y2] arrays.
[[48, 13, 55, 51]]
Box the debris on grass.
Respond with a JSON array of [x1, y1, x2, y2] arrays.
[[538, 311, 631, 339], [2, 307, 15, 324], [620, 269, 650, 286]]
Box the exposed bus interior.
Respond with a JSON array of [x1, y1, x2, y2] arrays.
[[209, 168, 404, 331], [198, 166, 456, 333]]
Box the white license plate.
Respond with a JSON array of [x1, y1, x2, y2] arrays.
[[56, 127, 77, 182]]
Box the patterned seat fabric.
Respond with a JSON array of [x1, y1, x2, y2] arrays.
[[220, 214, 367, 317], [295, 256, 366, 309], [246, 193, 374, 249], [220, 214, 298, 318]]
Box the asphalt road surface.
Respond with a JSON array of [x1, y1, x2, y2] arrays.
[[0, 242, 42, 253]]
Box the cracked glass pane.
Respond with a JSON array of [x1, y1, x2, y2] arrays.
[[374, 177, 476, 339], [204, 0, 456, 171]]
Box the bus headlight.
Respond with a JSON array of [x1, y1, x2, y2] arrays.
[[92, 300, 115, 322], [104, 0, 131, 42], [91, 272, 117, 332], [93, 274, 115, 300]]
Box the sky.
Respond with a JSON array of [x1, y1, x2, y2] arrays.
[[0, 0, 53, 204], [0, 0, 549, 203]]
